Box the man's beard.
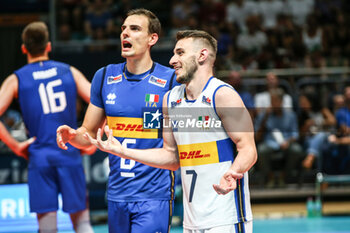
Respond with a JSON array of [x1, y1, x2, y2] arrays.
[[177, 56, 198, 84]]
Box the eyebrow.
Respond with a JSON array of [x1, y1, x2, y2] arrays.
[[174, 48, 184, 53], [121, 24, 142, 29]]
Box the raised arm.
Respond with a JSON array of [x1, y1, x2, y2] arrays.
[[70, 66, 91, 103], [83, 92, 180, 171], [0, 74, 35, 158], [213, 86, 257, 194]]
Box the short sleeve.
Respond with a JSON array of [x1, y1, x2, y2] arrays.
[[90, 67, 105, 108]]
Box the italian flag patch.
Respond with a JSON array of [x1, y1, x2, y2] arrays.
[[145, 94, 159, 103], [198, 116, 210, 122]]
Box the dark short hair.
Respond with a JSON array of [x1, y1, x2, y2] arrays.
[[127, 8, 161, 36], [175, 30, 218, 55], [22, 21, 49, 56], [270, 88, 284, 100]]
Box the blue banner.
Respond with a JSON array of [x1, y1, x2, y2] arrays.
[[0, 183, 73, 232]]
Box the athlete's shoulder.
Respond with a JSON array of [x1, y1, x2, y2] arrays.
[[15, 62, 36, 73], [105, 62, 124, 70], [169, 84, 185, 98], [153, 62, 175, 79], [47, 60, 71, 70], [49, 59, 67, 66], [211, 77, 231, 87], [207, 77, 233, 93]]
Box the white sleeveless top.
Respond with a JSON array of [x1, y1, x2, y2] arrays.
[[167, 77, 252, 229]]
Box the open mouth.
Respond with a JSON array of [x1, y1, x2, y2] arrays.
[[122, 41, 132, 49]]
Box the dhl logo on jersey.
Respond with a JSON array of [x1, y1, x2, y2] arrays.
[[178, 141, 219, 167], [107, 116, 158, 139]]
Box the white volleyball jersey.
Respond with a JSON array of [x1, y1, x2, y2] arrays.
[[167, 77, 252, 230]]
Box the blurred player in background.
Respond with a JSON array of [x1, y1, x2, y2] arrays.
[[0, 21, 94, 233], [57, 8, 178, 233], [84, 30, 257, 233]]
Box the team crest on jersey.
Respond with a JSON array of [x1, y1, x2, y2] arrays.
[[148, 75, 167, 88], [202, 95, 211, 105], [106, 93, 116, 104], [145, 94, 159, 107], [171, 98, 182, 108], [107, 74, 122, 84]]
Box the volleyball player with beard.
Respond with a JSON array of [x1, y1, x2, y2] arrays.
[[84, 30, 257, 233]]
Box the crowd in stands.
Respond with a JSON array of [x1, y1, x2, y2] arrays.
[[57, 0, 350, 69], [3, 0, 349, 189], [3, 68, 350, 188], [226, 71, 350, 188]]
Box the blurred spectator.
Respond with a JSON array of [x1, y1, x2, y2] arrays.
[[110, 0, 135, 35], [84, 0, 116, 41], [335, 87, 350, 134], [206, 23, 234, 70], [187, 14, 200, 31], [298, 93, 336, 169], [323, 12, 350, 59], [227, 71, 255, 118], [332, 94, 345, 112], [171, 0, 199, 30], [314, 0, 342, 25], [302, 14, 324, 53], [57, 0, 87, 40], [198, 0, 226, 27], [236, 15, 267, 56], [258, 29, 279, 69], [169, 0, 199, 39], [255, 88, 304, 188], [274, 14, 305, 68], [226, 0, 259, 33], [317, 86, 350, 174], [58, 23, 72, 41], [302, 13, 326, 68], [254, 72, 293, 112], [285, 0, 315, 27], [325, 46, 349, 68], [258, 0, 287, 30]]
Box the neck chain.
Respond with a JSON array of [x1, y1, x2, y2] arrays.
[[123, 62, 155, 81]]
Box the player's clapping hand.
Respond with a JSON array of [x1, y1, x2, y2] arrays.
[[56, 125, 76, 150], [83, 125, 123, 155], [213, 170, 243, 195]]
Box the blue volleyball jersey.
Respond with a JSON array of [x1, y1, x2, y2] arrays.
[[90, 62, 177, 201], [14, 60, 81, 168]]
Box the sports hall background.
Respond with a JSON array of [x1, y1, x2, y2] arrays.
[[1, 0, 350, 232]]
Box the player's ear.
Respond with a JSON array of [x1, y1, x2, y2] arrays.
[[21, 44, 28, 54], [198, 48, 209, 64], [45, 42, 52, 53], [149, 33, 159, 47]]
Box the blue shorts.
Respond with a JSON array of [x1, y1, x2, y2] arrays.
[[108, 199, 173, 233], [28, 165, 87, 213]]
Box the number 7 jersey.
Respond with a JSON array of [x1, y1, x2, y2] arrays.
[[168, 77, 253, 229], [14, 60, 81, 168]]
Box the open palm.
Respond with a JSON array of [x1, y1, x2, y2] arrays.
[[84, 125, 123, 155]]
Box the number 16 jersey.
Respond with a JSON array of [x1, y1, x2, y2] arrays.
[[15, 60, 81, 168]]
